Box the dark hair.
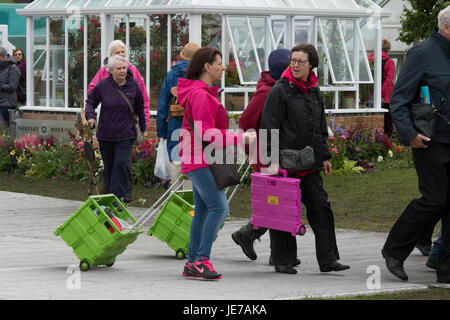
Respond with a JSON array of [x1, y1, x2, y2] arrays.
[[290, 43, 319, 70], [13, 48, 25, 58], [186, 47, 222, 80]]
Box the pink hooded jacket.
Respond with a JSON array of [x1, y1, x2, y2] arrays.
[[177, 78, 243, 174], [88, 62, 150, 126]]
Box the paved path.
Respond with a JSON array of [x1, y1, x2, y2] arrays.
[[0, 190, 446, 300]]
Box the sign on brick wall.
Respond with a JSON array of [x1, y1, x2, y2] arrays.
[[15, 118, 77, 141]]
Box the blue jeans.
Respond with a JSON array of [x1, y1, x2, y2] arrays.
[[186, 167, 229, 262], [429, 228, 443, 263]]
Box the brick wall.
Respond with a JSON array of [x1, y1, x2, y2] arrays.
[[21, 111, 386, 138], [327, 114, 386, 135]]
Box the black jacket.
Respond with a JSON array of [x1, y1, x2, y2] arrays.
[[261, 77, 331, 170], [390, 29, 450, 145], [0, 57, 21, 107]]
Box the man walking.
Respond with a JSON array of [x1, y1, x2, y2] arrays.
[[381, 6, 450, 283]]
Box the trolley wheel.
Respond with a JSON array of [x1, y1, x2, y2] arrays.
[[106, 262, 115, 267], [175, 249, 186, 260], [79, 259, 91, 272], [298, 225, 306, 236]]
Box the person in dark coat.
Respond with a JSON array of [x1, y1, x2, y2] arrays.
[[156, 42, 199, 185], [381, 5, 450, 283], [260, 43, 350, 275], [0, 47, 20, 127], [231, 48, 294, 263], [85, 55, 146, 201]]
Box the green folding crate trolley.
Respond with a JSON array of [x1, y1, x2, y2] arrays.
[[54, 194, 145, 271], [146, 159, 253, 260]]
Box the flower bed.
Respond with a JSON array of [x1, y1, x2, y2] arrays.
[[0, 115, 413, 182], [0, 128, 158, 186], [327, 117, 413, 175]]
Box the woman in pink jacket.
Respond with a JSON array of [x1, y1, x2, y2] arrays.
[[178, 47, 255, 280], [88, 40, 150, 201], [88, 40, 150, 126]]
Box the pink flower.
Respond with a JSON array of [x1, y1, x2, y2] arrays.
[[331, 148, 339, 154], [328, 137, 336, 141], [355, 147, 361, 152]]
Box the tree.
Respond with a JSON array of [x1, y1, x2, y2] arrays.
[[398, 0, 450, 45]]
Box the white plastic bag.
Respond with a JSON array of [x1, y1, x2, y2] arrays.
[[154, 138, 171, 181]]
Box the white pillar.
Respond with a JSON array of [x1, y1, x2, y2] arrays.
[[373, 16, 382, 109], [101, 14, 114, 64], [285, 15, 295, 49], [189, 14, 202, 46], [26, 16, 34, 107]]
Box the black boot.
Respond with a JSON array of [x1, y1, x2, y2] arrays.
[[232, 222, 267, 261]]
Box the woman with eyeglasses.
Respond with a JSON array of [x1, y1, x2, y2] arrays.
[[260, 43, 350, 275]]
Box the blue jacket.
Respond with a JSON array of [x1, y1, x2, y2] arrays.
[[156, 60, 189, 161], [390, 29, 450, 145], [85, 70, 146, 142]]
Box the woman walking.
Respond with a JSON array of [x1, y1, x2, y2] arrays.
[[85, 55, 146, 201], [261, 43, 350, 274], [178, 47, 255, 280]]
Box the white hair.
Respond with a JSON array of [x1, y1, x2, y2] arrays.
[[438, 5, 450, 33], [108, 40, 126, 57], [107, 55, 128, 72]]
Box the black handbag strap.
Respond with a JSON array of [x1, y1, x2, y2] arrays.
[[430, 82, 450, 125]]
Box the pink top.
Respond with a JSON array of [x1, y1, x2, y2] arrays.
[[177, 78, 243, 174], [88, 62, 150, 126]]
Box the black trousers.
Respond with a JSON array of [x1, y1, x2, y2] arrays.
[[383, 141, 450, 278], [269, 172, 340, 267], [99, 139, 133, 201]]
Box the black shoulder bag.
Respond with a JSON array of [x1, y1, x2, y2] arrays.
[[186, 113, 240, 190], [279, 87, 317, 172], [410, 83, 450, 138]]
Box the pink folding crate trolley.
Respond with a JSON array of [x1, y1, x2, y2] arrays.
[[250, 169, 306, 237]]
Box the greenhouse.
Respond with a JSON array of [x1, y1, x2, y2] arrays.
[[17, 0, 390, 115]]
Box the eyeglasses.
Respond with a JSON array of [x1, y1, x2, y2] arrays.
[[290, 59, 308, 65]]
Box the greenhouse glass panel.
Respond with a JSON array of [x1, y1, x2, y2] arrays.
[[27, 0, 48, 9], [315, 0, 338, 9], [67, 0, 88, 8], [290, 0, 319, 9], [148, 14, 168, 108], [249, 17, 269, 70], [168, 0, 193, 5], [198, 0, 223, 5], [353, 0, 377, 9], [266, 0, 290, 7], [271, 19, 286, 48], [334, 0, 359, 9], [48, 17, 65, 107], [202, 14, 221, 47], [319, 18, 353, 83], [243, 0, 269, 7], [149, 0, 171, 5], [33, 17, 47, 107], [295, 18, 313, 45], [170, 14, 189, 66], [85, 0, 109, 7], [108, 0, 132, 6], [227, 16, 266, 83], [340, 19, 372, 83], [132, 0, 151, 5], [224, 0, 246, 7], [68, 16, 84, 108], [48, 0, 70, 8]]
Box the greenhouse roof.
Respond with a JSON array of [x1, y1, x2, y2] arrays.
[[18, 0, 388, 18]]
